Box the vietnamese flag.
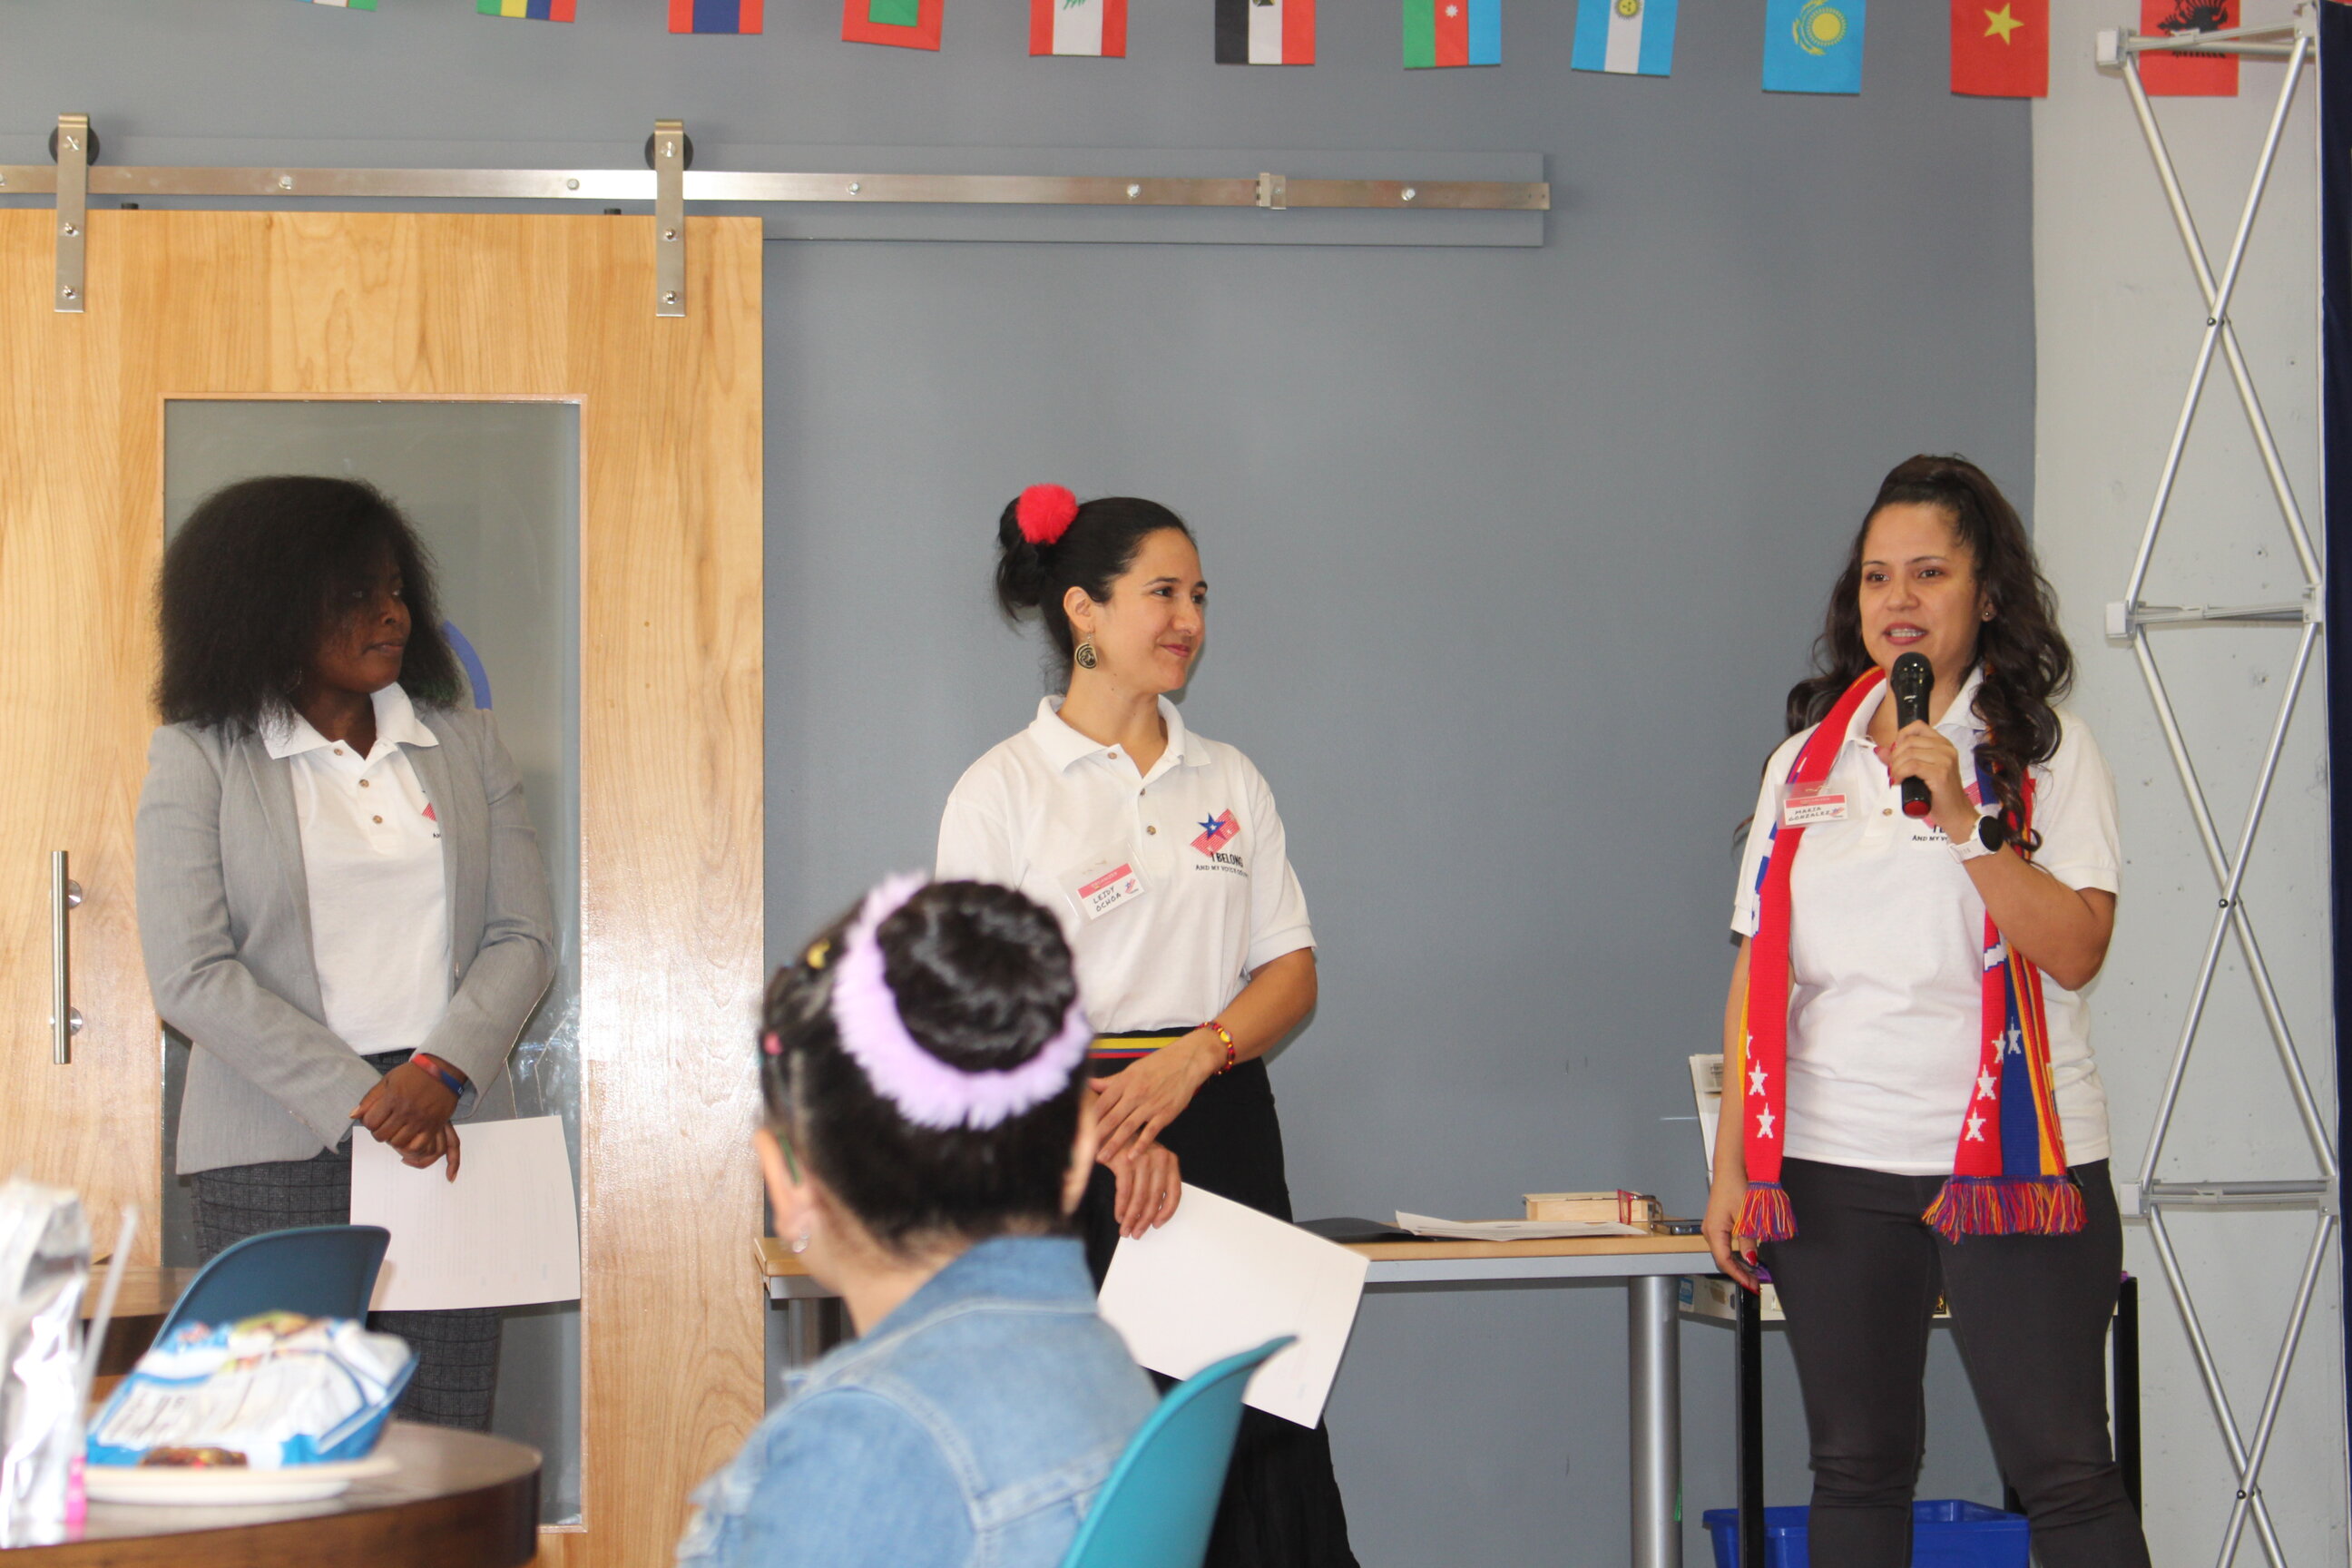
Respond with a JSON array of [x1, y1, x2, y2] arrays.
[[845, 0, 943, 48], [1951, 0, 2045, 96], [2140, 0, 2239, 95], [1403, 0, 1500, 67]]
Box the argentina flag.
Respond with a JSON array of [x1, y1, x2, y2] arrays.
[[1763, 0, 1867, 93], [1572, 0, 1678, 78]]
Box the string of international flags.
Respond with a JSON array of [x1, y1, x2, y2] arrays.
[[296, 0, 2257, 99]]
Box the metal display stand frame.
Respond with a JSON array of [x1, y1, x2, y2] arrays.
[[5, 115, 1549, 318], [2094, 13, 2339, 1567]]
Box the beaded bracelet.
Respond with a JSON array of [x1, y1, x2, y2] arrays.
[[1201, 1020, 1236, 1076]]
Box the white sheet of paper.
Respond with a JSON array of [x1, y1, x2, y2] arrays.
[[1391, 1213, 1648, 1241], [1098, 1184, 1367, 1429], [1691, 1053, 1725, 1182], [348, 1115, 582, 1312]]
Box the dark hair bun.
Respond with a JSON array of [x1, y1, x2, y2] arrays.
[[994, 496, 1051, 616], [756, 878, 1090, 1252], [879, 882, 1078, 1074]]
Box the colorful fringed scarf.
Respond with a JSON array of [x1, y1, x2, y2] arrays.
[[1735, 667, 2082, 1245]]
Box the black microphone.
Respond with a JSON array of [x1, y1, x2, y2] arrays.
[[1890, 652, 1935, 818]]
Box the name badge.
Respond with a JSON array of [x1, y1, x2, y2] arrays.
[[1781, 791, 1848, 828], [1073, 860, 1146, 921]]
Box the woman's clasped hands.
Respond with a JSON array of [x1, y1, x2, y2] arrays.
[[351, 1062, 463, 1181]]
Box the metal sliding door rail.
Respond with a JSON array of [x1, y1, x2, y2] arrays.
[[2094, 17, 2337, 1568], [12, 115, 1551, 314]]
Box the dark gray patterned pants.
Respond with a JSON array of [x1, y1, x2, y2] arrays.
[[188, 1120, 501, 1433]]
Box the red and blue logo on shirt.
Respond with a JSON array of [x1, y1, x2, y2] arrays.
[[1191, 810, 1239, 857]]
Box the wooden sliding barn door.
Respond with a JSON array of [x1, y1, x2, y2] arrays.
[[0, 210, 764, 1567]]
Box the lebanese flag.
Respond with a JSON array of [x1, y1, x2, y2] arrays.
[[844, 0, 943, 49], [1403, 0, 1500, 67], [1951, 0, 2045, 96], [1033, 0, 1127, 56], [1216, 0, 1314, 64], [2139, 0, 2239, 95]]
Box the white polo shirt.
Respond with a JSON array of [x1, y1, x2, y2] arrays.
[[936, 697, 1315, 1034], [1730, 668, 2122, 1175], [264, 683, 453, 1057]]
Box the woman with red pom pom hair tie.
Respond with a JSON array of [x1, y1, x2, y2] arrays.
[[1703, 456, 2147, 1568], [936, 486, 1355, 1568]]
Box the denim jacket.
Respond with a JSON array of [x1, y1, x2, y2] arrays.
[[678, 1236, 1156, 1568]]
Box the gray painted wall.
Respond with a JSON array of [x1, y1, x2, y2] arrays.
[[8, 2, 2034, 1561]]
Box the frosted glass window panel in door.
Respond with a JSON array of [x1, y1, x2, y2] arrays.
[[161, 398, 583, 1523]]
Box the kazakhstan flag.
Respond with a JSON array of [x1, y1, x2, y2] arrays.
[[1762, 0, 1866, 94]]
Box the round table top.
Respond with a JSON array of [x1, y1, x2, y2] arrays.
[[23, 1423, 540, 1568]]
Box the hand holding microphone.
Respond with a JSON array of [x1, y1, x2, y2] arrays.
[[1889, 653, 1936, 818]]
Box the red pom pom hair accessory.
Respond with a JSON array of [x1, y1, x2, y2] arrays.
[[1016, 485, 1080, 546]]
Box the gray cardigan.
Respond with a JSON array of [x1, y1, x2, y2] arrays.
[[135, 704, 557, 1176]]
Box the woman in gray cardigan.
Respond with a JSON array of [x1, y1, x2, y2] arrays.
[[135, 475, 555, 1431]]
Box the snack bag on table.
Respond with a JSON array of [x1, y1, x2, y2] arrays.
[[0, 1178, 91, 1545], [87, 1313, 413, 1470]]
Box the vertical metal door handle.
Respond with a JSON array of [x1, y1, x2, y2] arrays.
[[51, 850, 83, 1064]]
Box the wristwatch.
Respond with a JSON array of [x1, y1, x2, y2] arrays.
[[1950, 813, 2010, 864]]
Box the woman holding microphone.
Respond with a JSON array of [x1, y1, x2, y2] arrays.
[[936, 485, 1354, 1568], [1703, 456, 2147, 1567]]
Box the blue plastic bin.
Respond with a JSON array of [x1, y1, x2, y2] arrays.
[[1700, 1501, 2029, 1568]]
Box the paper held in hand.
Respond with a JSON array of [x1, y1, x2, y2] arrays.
[[1392, 1212, 1649, 1241], [1098, 1184, 1368, 1429], [348, 1115, 582, 1313]]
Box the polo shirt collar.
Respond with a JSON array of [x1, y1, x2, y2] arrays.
[[261, 682, 439, 760], [1844, 662, 1990, 747], [1026, 695, 1203, 773]]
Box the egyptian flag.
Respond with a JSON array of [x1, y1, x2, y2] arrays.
[[846, 0, 943, 48], [671, 0, 760, 31], [2140, 0, 2238, 96], [1216, 0, 1315, 64], [1403, 0, 1499, 67], [1572, 0, 1678, 77], [1950, 0, 2044, 96], [482, 0, 574, 16], [1033, 0, 1126, 56]]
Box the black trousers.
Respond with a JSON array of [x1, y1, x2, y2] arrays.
[[1080, 1056, 1358, 1568], [183, 1052, 501, 1433], [1759, 1158, 2151, 1568]]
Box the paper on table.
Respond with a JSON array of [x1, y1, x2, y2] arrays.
[[1691, 1053, 1725, 1182], [1098, 1184, 1368, 1429], [348, 1116, 581, 1312], [1392, 1213, 1648, 1241]]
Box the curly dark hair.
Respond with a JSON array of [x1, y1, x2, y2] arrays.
[[759, 879, 1087, 1255], [1784, 455, 2073, 849], [155, 475, 464, 732]]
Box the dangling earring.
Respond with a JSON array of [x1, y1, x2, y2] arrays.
[[1073, 640, 1099, 671]]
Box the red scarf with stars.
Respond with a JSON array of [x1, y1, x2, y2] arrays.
[[1735, 667, 2082, 1244]]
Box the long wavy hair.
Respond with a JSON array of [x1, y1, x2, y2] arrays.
[[1783, 455, 2073, 848]]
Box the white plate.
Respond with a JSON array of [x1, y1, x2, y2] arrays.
[[84, 1452, 397, 1506]]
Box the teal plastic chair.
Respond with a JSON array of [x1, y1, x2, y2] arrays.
[[1061, 1336, 1296, 1568], [156, 1224, 391, 1341]]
